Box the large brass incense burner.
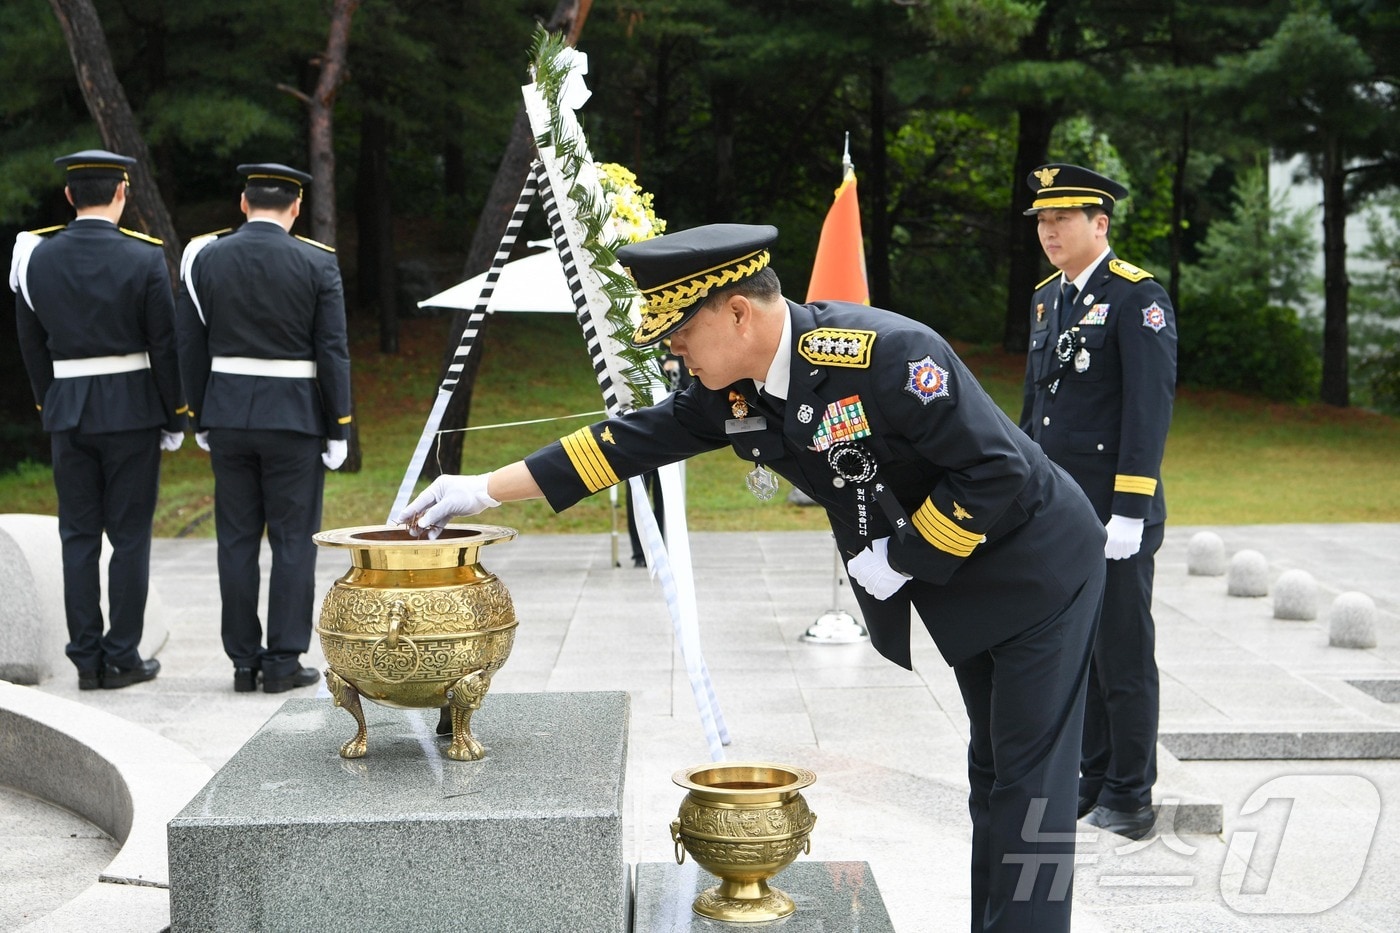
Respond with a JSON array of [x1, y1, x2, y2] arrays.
[[313, 524, 517, 761], [670, 762, 818, 922]]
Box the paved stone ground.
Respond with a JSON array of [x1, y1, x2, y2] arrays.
[[5, 523, 1399, 931]]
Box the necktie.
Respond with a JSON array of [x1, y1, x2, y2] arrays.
[[1061, 282, 1079, 322]]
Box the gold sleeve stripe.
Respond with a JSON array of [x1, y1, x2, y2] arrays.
[[1115, 474, 1158, 496], [337, 415, 353, 425], [176, 405, 189, 415], [560, 427, 620, 493], [911, 500, 984, 558]]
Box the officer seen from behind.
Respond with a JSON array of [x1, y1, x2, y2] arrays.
[[10, 149, 186, 690], [174, 163, 352, 695]]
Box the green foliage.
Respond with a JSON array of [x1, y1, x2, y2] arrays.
[[1349, 194, 1400, 413], [1179, 164, 1320, 400], [144, 92, 295, 156]]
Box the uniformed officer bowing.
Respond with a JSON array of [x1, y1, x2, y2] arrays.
[[398, 223, 1107, 932], [11, 149, 186, 690], [174, 163, 352, 695], [1020, 164, 1178, 842]]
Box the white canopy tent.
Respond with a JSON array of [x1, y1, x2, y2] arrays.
[[417, 243, 575, 314]]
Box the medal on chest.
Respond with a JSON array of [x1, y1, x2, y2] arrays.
[[729, 390, 780, 500]]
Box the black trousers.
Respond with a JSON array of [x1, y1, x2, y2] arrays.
[[948, 560, 1104, 933], [209, 429, 324, 680], [625, 470, 664, 562], [1079, 521, 1164, 812], [51, 426, 162, 672]]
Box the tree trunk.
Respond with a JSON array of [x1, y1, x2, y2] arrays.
[[279, 0, 358, 248], [48, 0, 180, 276], [867, 63, 891, 311], [278, 0, 361, 469], [1168, 110, 1190, 314], [1003, 104, 1056, 353], [357, 105, 398, 354], [1320, 133, 1350, 407], [429, 0, 591, 480]]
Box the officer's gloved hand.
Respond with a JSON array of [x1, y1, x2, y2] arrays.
[[847, 536, 913, 601], [195, 432, 210, 452], [159, 431, 183, 452], [1105, 515, 1145, 560], [322, 439, 348, 470], [396, 473, 500, 540]]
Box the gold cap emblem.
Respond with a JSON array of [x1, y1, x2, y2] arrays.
[[1034, 167, 1060, 188]]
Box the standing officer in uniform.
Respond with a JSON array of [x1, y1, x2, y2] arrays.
[[1019, 164, 1177, 841], [398, 224, 1106, 932], [10, 149, 185, 690], [174, 163, 352, 695]]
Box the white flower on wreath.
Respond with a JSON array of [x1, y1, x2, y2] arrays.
[[596, 162, 666, 246]]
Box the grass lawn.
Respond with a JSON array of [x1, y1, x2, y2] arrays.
[[2, 312, 1397, 535]]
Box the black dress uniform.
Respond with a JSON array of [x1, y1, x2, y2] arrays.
[[10, 151, 185, 682], [523, 225, 1106, 932], [1019, 165, 1178, 822], [173, 164, 351, 688]]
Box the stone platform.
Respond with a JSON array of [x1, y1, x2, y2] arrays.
[[168, 692, 630, 933]]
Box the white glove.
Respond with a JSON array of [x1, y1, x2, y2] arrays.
[[322, 438, 348, 470], [396, 473, 500, 539], [159, 430, 183, 452], [1105, 515, 1145, 560], [195, 431, 210, 452], [847, 537, 912, 601]]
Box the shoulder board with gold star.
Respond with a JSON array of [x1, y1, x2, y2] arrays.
[[119, 227, 163, 246], [1109, 258, 1154, 282], [797, 327, 876, 368], [26, 224, 66, 237], [295, 235, 335, 253], [1036, 271, 1060, 289]]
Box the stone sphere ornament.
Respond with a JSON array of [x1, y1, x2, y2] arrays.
[[1187, 531, 1228, 576], [1272, 569, 1319, 621], [1328, 592, 1379, 649], [1227, 549, 1269, 597]]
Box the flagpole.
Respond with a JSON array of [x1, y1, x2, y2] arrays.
[[802, 136, 869, 646]]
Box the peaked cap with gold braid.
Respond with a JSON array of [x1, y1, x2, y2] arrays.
[[1023, 163, 1128, 216], [53, 149, 136, 182], [237, 162, 312, 196], [618, 223, 778, 347]]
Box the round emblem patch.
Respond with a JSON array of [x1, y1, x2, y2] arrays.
[[905, 355, 950, 405]]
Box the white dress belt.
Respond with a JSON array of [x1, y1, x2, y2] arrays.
[[210, 356, 317, 378], [51, 352, 151, 378]]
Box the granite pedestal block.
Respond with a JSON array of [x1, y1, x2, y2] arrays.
[[634, 861, 893, 932], [168, 692, 629, 933]]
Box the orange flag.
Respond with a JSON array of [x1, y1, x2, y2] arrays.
[[806, 150, 869, 304]]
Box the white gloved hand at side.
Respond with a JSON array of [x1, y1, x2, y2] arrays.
[[1104, 514, 1145, 560], [195, 431, 210, 452], [847, 536, 913, 601], [159, 430, 183, 452], [395, 473, 500, 539], [321, 438, 348, 470]]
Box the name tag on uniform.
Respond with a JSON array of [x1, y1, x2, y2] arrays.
[[725, 416, 768, 434]]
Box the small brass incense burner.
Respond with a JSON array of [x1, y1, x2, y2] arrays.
[[670, 762, 818, 922], [313, 524, 517, 761]]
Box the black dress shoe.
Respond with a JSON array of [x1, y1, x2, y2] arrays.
[[1077, 795, 1096, 819], [263, 666, 320, 694], [78, 669, 102, 691], [102, 658, 160, 689], [1084, 804, 1156, 841], [233, 667, 259, 692]]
